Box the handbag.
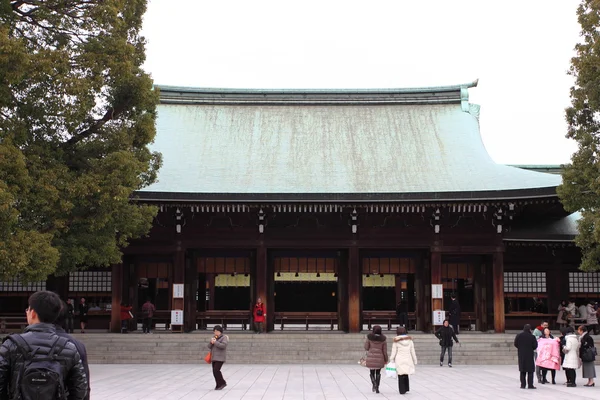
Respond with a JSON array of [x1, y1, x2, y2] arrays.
[[581, 346, 597, 362], [358, 352, 368, 367], [385, 362, 396, 378], [204, 352, 212, 364]]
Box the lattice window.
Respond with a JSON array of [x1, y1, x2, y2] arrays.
[[569, 272, 600, 293], [0, 280, 46, 292], [69, 271, 111, 292], [504, 272, 546, 293]]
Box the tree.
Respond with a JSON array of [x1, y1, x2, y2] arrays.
[[0, 1, 160, 281], [558, 0, 600, 271]]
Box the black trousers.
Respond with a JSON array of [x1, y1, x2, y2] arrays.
[[564, 368, 576, 384], [440, 346, 453, 364], [65, 316, 74, 333], [212, 361, 226, 387], [541, 368, 556, 383], [398, 312, 408, 328], [398, 374, 410, 394], [143, 317, 152, 333], [520, 371, 534, 388]]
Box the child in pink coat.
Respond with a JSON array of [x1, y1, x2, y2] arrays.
[[535, 328, 561, 384]]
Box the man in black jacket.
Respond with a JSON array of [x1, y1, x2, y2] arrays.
[[514, 324, 538, 390], [0, 291, 88, 400], [55, 302, 91, 400], [435, 320, 459, 367], [448, 295, 461, 334]]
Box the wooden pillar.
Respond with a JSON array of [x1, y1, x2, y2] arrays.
[[415, 255, 427, 331], [184, 251, 197, 332], [255, 245, 271, 332], [348, 246, 361, 333], [337, 251, 349, 332], [492, 251, 505, 333], [430, 251, 442, 332], [125, 257, 136, 331], [110, 263, 123, 333], [207, 275, 216, 310], [171, 245, 185, 333]]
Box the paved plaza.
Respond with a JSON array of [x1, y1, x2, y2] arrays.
[[90, 364, 599, 400]]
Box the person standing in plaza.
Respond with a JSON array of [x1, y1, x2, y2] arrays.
[[535, 328, 559, 385], [79, 297, 89, 333], [142, 298, 156, 334], [578, 325, 596, 387], [586, 300, 598, 335], [532, 321, 548, 384], [389, 326, 417, 395], [557, 300, 568, 329], [396, 300, 408, 329], [208, 325, 228, 390], [435, 319, 459, 367], [65, 298, 75, 333], [448, 294, 461, 334], [514, 324, 538, 389], [562, 326, 580, 387], [253, 297, 266, 334], [364, 325, 388, 393]]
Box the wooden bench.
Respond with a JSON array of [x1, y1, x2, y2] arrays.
[[274, 312, 337, 331], [459, 312, 476, 331], [197, 310, 250, 331], [0, 316, 27, 333], [362, 311, 417, 331], [506, 313, 559, 330]]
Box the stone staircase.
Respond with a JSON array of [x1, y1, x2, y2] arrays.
[[76, 331, 527, 365]]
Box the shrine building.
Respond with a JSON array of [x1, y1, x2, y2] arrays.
[[1, 81, 595, 334]]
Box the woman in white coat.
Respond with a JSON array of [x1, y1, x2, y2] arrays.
[[389, 326, 417, 395], [562, 326, 580, 387]]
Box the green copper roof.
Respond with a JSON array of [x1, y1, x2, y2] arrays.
[[140, 83, 561, 200]]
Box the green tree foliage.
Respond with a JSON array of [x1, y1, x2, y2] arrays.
[[558, 0, 600, 271], [0, 1, 160, 281]]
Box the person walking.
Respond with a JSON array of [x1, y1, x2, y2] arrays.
[[535, 328, 560, 385], [65, 298, 75, 334], [142, 298, 156, 334], [514, 324, 538, 389], [0, 291, 88, 399], [435, 320, 459, 367], [208, 325, 229, 390], [120, 303, 133, 333], [562, 326, 580, 387], [79, 297, 89, 333], [396, 300, 408, 329], [578, 325, 596, 387], [364, 325, 388, 393], [253, 298, 266, 334], [389, 326, 417, 395], [448, 294, 461, 334]]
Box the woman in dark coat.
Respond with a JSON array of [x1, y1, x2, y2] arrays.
[[435, 320, 459, 367], [514, 324, 538, 389], [578, 325, 596, 386], [364, 325, 388, 394]]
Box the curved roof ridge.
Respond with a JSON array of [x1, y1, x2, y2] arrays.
[[155, 80, 478, 97]]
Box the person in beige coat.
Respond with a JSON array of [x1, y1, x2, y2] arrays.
[[389, 326, 417, 395], [562, 326, 580, 387]]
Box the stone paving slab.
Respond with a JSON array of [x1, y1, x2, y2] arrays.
[[90, 364, 599, 400]]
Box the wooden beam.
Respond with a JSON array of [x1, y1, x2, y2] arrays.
[[255, 245, 269, 332], [348, 246, 361, 333], [184, 252, 197, 332], [492, 252, 505, 333], [110, 263, 123, 333], [430, 251, 442, 332]]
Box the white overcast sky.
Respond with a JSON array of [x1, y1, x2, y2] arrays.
[[141, 0, 582, 165]]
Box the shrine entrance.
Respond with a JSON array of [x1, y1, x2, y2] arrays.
[[271, 250, 342, 330]]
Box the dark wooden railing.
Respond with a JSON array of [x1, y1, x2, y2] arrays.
[[362, 311, 417, 331], [274, 312, 337, 330], [0, 314, 27, 333], [196, 310, 251, 330]]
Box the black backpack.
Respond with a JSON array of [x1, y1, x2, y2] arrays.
[[7, 334, 69, 400]]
